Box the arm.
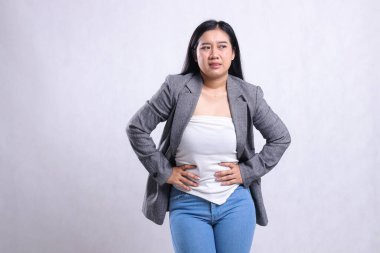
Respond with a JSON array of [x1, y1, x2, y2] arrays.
[[239, 86, 291, 188], [126, 76, 174, 186]]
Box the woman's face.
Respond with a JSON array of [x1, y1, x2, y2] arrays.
[[195, 28, 235, 81]]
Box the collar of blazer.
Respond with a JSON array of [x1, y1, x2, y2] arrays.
[[169, 72, 248, 160]]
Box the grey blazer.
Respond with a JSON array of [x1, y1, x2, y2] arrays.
[[126, 72, 291, 226]]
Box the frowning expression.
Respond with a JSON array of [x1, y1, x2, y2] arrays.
[[195, 28, 235, 80]]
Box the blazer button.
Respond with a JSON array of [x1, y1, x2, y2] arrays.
[[153, 172, 158, 178]]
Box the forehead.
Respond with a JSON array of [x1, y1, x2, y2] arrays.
[[198, 28, 231, 44]]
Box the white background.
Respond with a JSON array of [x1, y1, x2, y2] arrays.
[[1, 0, 379, 252]]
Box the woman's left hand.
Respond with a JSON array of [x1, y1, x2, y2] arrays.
[[215, 162, 243, 185]]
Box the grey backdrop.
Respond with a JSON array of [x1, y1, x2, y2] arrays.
[[1, 0, 379, 252]]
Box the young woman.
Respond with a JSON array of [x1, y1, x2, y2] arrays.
[[126, 19, 291, 253]]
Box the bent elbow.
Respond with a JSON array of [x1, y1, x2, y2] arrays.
[[125, 119, 136, 139], [280, 127, 291, 149], [285, 130, 291, 146]]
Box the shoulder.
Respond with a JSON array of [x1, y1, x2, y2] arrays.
[[165, 72, 194, 83], [164, 73, 194, 89], [229, 75, 262, 100], [153, 73, 194, 103], [159, 73, 196, 100]]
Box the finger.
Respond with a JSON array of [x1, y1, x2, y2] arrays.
[[217, 174, 235, 182], [219, 162, 238, 168], [175, 183, 191, 191], [215, 169, 234, 177], [218, 162, 233, 167], [180, 177, 199, 187], [182, 171, 200, 180], [220, 178, 236, 186], [181, 164, 197, 170]]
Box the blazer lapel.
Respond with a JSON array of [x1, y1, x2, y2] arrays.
[[169, 73, 202, 158], [169, 73, 247, 161], [227, 75, 248, 159]]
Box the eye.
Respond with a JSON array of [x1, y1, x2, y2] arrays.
[[200, 46, 211, 50], [218, 45, 227, 49]]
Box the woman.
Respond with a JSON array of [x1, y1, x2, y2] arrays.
[[126, 20, 291, 253]]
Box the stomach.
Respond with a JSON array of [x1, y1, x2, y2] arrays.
[[175, 158, 239, 193]]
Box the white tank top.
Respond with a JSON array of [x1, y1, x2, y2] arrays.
[[174, 115, 240, 205]]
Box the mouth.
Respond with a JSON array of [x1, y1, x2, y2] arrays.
[[209, 63, 222, 69]]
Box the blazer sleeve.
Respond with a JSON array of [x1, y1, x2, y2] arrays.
[[126, 76, 174, 186], [239, 85, 291, 188]]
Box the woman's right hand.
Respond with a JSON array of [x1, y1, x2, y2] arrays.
[[166, 164, 200, 191]]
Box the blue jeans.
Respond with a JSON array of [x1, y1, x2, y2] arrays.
[[169, 185, 256, 253]]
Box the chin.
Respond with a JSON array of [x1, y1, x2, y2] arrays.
[[201, 70, 228, 80]]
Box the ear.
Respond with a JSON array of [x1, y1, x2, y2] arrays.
[[232, 48, 236, 61]]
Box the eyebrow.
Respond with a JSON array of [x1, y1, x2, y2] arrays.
[[199, 41, 229, 45]]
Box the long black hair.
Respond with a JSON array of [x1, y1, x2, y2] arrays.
[[180, 19, 244, 80]]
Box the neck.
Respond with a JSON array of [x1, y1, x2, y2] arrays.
[[199, 72, 228, 90]]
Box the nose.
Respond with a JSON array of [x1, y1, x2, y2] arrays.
[[209, 48, 219, 59]]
